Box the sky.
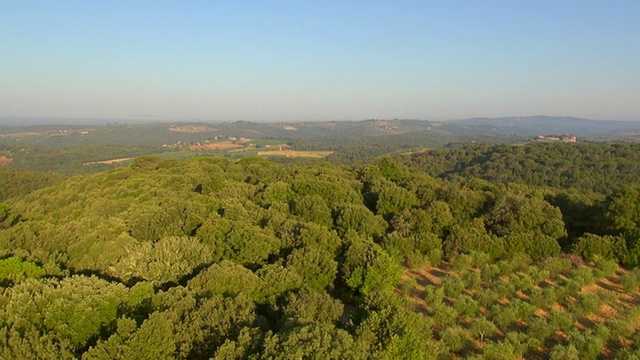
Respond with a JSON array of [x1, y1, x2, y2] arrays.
[[1, 1, 639, 123]]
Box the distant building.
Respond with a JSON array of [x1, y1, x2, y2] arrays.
[[534, 135, 577, 143]]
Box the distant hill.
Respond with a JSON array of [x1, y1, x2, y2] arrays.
[[444, 116, 640, 137], [4, 116, 639, 139]]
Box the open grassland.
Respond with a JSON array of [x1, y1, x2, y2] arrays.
[[0, 132, 45, 137]]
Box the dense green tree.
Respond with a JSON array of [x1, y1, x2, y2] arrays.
[[114, 236, 212, 285], [333, 203, 386, 238], [280, 289, 344, 326], [444, 220, 505, 259], [1, 276, 128, 353], [261, 323, 358, 360], [341, 235, 401, 298], [0, 256, 45, 285], [290, 194, 333, 227], [286, 245, 337, 292]]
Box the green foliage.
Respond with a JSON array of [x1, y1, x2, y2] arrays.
[[130, 155, 162, 170], [549, 344, 580, 360], [0, 326, 75, 359], [333, 203, 387, 238], [440, 326, 471, 353], [441, 275, 465, 298], [211, 224, 281, 267], [404, 142, 640, 195], [281, 289, 344, 325], [469, 316, 497, 342], [286, 246, 337, 292], [0, 256, 45, 285], [261, 323, 357, 359], [290, 194, 333, 227], [342, 237, 401, 297], [1, 276, 128, 352], [453, 295, 479, 318], [444, 221, 505, 259], [572, 233, 626, 262], [123, 312, 176, 359], [484, 189, 566, 240], [2, 144, 640, 359], [114, 236, 212, 285], [0, 167, 62, 201], [620, 272, 639, 293], [256, 264, 304, 305], [187, 261, 260, 299], [594, 257, 618, 277]]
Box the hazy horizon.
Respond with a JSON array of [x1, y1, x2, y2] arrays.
[[3, 115, 640, 128], [2, 1, 639, 122]]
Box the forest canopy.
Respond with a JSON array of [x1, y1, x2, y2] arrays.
[[1, 142, 640, 358]]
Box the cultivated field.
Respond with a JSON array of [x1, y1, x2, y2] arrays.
[[257, 150, 333, 158], [398, 255, 640, 358], [83, 158, 132, 165], [188, 142, 241, 151]]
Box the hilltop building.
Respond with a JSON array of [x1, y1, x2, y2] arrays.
[[534, 135, 577, 143]]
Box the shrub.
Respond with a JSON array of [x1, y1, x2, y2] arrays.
[[469, 316, 496, 342], [527, 317, 554, 344], [542, 258, 572, 277], [462, 271, 481, 290], [453, 295, 479, 318], [470, 251, 491, 268], [572, 267, 595, 286], [494, 280, 516, 299], [510, 273, 535, 292], [399, 277, 418, 297], [424, 285, 445, 306], [571, 233, 625, 262], [606, 318, 635, 343], [620, 273, 638, 293], [526, 267, 550, 285], [481, 264, 501, 283], [442, 275, 465, 298], [549, 310, 575, 333], [594, 257, 617, 278], [431, 303, 459, 328], [508, 298, 536, 323], [404, 252, 430, 270], [549, 344, 580, 360], [440, 326, 468, 353], [476, 288, 501, 308], [452, 253, 473, 273], [491, 305, 518, 331]]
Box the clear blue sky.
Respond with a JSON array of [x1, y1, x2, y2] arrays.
[[1, 1, 638, 122]]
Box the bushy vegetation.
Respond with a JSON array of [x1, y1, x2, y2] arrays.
[[0, 142, 639, 358], [403, 142, 640, 195]]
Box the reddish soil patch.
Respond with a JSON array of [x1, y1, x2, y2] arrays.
[[0, 156, 12, 165]]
